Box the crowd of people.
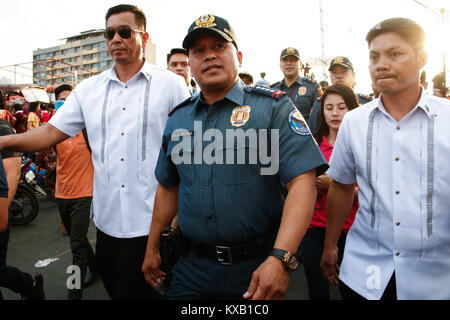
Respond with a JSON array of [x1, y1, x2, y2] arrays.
[[0, 4, 449, 301]]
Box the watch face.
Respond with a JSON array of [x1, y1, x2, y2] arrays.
[[286, 253, 299, 271]]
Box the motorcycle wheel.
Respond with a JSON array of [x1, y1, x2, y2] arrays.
[[8, 184, 40, 226]]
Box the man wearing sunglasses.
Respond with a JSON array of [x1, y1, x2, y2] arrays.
[[0, 4, 190, 300]]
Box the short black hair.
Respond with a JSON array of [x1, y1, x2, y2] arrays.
[[54, 84, 73, 100], [167, 48, 188, 65], [105, 4, 146, 31], [28, 101, 40, 112], [366, 17, 425, 50]]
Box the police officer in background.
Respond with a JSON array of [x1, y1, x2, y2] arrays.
[[142, 14, 328, 300], [308, 56, 373, 134], [271, 48, 322, 121]]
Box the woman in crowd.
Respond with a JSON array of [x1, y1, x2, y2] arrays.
[[299, 84, 359, 300]]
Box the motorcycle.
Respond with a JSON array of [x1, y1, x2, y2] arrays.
[[8, 157, 46, 226]]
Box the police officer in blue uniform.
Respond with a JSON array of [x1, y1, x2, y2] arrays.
[[307, 56, 373, 134], [142, 14, 328, 300], [271, 48, 322, 121]]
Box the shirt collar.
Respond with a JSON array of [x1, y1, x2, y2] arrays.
[[191, 79, 245, 115], [371, 86, 432, 119], [281, 76, 302, 88], [106, 58, 152, 84]]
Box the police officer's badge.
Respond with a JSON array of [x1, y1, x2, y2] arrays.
[[288, 110, 310, 135], [230, 106, 251, 127], [298, 86, 307, 96]]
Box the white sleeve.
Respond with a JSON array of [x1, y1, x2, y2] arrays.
[[169, 76, 190, 112], [326, 112, 357, 184]]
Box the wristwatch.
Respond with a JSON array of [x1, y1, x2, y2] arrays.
[[269, 248, 301, 272]]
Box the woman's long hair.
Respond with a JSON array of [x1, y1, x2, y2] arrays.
[[314, 84, 359, 145]]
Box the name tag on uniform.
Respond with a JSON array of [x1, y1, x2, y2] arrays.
[[171, 130, 193, 140]]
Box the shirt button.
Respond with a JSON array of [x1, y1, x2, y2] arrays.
[[122, 107, 126, 111], [396, 222, 401, 226], [125, 85, 128, 89], [396, 126, 400, 130], [121, 185, 125, 188], [121, 158, 124, 161], [395, 191, 400, 195], [121, 133, 124, 136], [395, 252, 400, 256], [207, 215, 213, 221], [395, 157, 400, 161], [203, 180, 210, 186]]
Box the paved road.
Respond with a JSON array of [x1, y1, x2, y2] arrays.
[[2, 198, 341, 300]]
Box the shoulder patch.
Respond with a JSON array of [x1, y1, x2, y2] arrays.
[[168, 96, 194, 116], [245, 85, 286, 100]]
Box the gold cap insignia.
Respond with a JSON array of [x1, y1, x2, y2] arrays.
[[286, 47, 296, 54], [333, 56, 344, 63], [195, 14, 216, 29]]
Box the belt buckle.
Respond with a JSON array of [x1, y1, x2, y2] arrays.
[[215, 246, 233, 265]]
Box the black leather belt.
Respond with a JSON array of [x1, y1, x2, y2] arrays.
[[182, 230, 277, 266]]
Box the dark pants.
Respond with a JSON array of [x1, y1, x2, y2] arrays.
[[168, 251, 266, 300], [0, 226, 34, 296], [95, 228, 162, 300], [57, 197, 95, 300], [298, 227, 347, 300], [339, 273, 397, 300]]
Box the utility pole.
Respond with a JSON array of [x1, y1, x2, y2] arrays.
[[319, 0, 327, 80]]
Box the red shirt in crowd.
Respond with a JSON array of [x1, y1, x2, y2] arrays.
[[309, 135, 358, 232]]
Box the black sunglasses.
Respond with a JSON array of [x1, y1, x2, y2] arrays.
[[104, 26, 144, 40]]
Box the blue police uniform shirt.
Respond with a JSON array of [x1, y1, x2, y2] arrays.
[[155, 80, 328, 245], [357, 93, 373, 105], [271, 76, 321, 121]]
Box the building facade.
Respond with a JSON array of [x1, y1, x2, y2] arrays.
[[33, 29, 156, 87]]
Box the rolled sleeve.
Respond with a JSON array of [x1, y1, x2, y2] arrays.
[[326, 113, 357, 184]]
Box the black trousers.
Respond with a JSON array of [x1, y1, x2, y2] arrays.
[[298, 227, 347, 300], [57, 197, 95, 300], [339, 273, 397, 300], [95, 228, 163, 300], [0, 226, 34, 297]]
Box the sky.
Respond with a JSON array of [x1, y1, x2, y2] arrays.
[[1, 0, 449, 93]]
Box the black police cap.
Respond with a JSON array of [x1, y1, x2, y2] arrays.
[[182, 14, 238, 50], [280, 47, 300, 60], [329, 56, 354, 71]]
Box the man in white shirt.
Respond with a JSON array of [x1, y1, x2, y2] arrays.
[[0, 4, 189, 299], [321, 17, 450, 300]]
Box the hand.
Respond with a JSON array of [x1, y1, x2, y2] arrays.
[[320, 246, 340, 286], [243, 256, 290, 300], [141, 248, 166, 289], [316, 174, 332, 190]]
